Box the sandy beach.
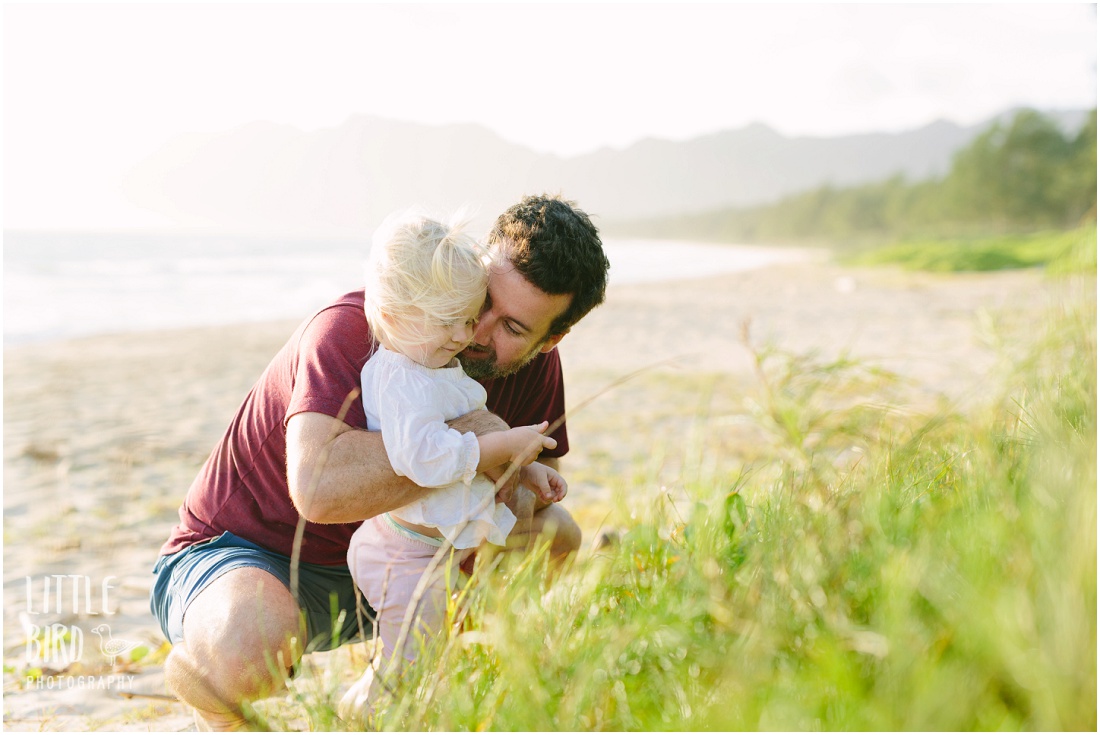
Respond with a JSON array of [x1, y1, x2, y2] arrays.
[[2, 259, 1079, 731]]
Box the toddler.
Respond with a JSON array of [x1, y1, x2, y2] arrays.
[[341, 212, 566, 717]]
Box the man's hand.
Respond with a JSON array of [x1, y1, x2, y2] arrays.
[[485, 463, 523, 506], [503, 477, 536, 541]]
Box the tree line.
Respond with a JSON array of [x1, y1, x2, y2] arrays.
[[611, 109, 1097, 246]]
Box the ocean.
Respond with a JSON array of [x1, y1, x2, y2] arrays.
[[4, 231, 810, 345]]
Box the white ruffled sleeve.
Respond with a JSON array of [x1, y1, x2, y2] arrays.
[[371, 362, 480, 488]]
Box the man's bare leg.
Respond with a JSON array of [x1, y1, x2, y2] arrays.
[[164, 567, 303, 731], [523, 503, 582, 561]]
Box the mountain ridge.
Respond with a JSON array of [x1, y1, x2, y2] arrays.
[[121, 109, 1091, 237]]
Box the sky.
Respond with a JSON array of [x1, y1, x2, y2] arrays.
[[3, 3, 1096, 230]]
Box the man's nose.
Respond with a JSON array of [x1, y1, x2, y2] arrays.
[[471, 314, 493, 344]]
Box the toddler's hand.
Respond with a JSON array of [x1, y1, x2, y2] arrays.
[[508, 421, 557, 466], [521, 462, 568, 505]]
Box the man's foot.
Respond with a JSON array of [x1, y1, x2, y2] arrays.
[[192, 707, 255, 732]]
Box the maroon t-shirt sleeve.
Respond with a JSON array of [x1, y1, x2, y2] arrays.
[[159, 293, 376, 563], [285, 298, 372, 429]]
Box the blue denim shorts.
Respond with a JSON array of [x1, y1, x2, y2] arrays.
[[149, 531, 373, 653]]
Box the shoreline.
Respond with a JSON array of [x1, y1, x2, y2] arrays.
[[2, 260, 1083, 731], [4, 238, 820, 348]]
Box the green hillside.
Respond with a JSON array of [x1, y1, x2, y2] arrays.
[[609, 109, 1097, 270]]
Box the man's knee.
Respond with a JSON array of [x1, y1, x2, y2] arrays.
[[168, 567, 302, 706], [534, 504, 582, 559]]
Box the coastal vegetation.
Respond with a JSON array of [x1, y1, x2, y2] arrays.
[[844, 226, 1097, 274], [611, 108, 1097, 273], [256, 267, 1095, 731]]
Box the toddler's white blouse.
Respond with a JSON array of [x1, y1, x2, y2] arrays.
[[360, 345, 516, 548]]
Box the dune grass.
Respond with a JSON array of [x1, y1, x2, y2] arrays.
[[257, 276, 1095, 731], [842, 226, 1096, 275]]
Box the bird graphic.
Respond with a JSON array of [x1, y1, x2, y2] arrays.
[[90, 624, 140, 666]]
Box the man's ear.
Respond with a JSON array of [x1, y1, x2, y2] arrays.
[[539, 330, 569, 353]]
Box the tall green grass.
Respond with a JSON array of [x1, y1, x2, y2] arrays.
[[264, 281, 1095, 731]]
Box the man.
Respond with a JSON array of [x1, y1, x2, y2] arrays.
[[149, 194, 610, 730]]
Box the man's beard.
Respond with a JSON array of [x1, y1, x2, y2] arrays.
[[458, 343, 542, 381]]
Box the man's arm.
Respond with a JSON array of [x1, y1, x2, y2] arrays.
[[286, 409, 539, 525], [286, 412, 415, 524]]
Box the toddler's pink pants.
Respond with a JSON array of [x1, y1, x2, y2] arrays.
[[347, 513, 468, 667]]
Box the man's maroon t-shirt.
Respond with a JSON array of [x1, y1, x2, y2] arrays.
[[159, 290, 569, 566]]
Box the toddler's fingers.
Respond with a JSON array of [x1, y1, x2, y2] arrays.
[[530, 474, 552, 501], [551, 476, 568, 502]]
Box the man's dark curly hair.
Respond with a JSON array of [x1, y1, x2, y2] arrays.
[[487, 194, 610, 338]]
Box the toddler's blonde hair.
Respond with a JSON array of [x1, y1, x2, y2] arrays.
[[364, 211, 488, 356]]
